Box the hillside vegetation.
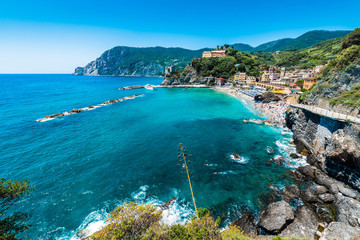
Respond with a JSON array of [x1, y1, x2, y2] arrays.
[[232, 30, 350, 52], [88, 202, 306, 240], [299, 28, 360, 108]]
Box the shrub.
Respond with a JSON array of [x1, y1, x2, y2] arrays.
[[91, 202, 162, 240]]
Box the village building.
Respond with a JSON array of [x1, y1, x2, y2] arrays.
[[303, 77, 316, 90], [234, 72, 247, 85], [261, 71, 270, 82], [215, 78, 225, 86]]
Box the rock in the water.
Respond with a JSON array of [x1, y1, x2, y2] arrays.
[[231, 211, 257, 235], [336, 195, 360, 228], [257, 200, 294, 234], [297, 165, 316, 181], [290, 153, 301, 159], [280, 206, 319, 239], [319, 222, 360, 240], [254, 92, 281, 103], [282, 184, 300, 202], [302, 184, 329, 203]]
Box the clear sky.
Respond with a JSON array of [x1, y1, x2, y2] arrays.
[[0, 0, 358, 73]]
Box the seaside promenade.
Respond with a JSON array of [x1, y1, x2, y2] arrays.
[[289, 103, 360, 125]]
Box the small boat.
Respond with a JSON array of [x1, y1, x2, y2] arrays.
[[267, 147, 274, 154], [145, 84, 155, 90]]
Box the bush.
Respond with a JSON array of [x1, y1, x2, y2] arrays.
[[91, 202, 162, 240]]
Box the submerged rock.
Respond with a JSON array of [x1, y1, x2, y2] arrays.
[[257, 200, 294, 234]]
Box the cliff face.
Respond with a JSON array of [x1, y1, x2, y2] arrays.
[[73, 46, 207, 77], [286, 107, 360, 190]]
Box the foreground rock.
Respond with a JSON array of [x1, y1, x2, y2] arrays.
[[231, 211, 257, 235], [319, 222, 360, 240], [280, 206, 319, 239], [257, 200, 294, 234], [254, 92, 281, 103]]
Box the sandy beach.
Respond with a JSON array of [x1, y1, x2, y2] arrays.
[[213, 86, 288, 126]]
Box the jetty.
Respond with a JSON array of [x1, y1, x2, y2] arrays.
[[119, 85, 145, 90], [119, 84, 210, 90], [36, 94, 143, 122], [243, 119, 282, 127]]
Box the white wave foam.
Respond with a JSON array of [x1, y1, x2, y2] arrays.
[[131, 185, 149, 200], [36, 117, 55, 122], [275, 139, 308, 168], [229, 154, 249, 164], [70, 209, 109, 240]]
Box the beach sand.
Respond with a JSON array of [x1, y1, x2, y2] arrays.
[[213, 86, 288, 126]]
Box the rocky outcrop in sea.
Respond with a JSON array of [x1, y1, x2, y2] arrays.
[[161, 66, 212, 85]]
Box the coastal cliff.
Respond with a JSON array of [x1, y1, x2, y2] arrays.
[[73, 46, 207, 77], [286, 107, 360, 189]]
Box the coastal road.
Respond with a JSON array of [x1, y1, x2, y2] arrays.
[[289, 103, 360, 125]]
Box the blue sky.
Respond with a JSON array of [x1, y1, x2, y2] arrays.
[[0, 0, 359, 73]]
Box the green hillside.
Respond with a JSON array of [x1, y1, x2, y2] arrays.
[[253, 30, 350, 52]]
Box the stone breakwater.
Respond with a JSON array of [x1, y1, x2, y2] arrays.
[[36, 94, 143, 122]]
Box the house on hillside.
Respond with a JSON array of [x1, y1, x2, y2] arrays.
[[303, 77, 316, 90]]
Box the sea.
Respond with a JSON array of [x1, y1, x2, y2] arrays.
[[0, 74, 305, 239]]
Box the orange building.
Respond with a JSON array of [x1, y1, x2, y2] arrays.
[[303, 77, 316, 90]]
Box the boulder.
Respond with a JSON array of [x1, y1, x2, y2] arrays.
[[319, 222, 360, 240], [297, 165, 316, 181], [254, 92, 281, 103], [280, 206, 319, 239], [257, 200, 294, 234], [282, 184, 300, 202], [290, 153, 301, 159], [302, 184, 329, 203], [336, 195, 360, 228], [318, 193, 335, 203], [231, 211, 257, 235]]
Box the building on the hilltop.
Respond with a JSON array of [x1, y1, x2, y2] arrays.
[[202, 49, 226, 58], [303, 77, 316, 90], [165, 66, 175, 75], [215, 78, 225, 86], [234, 72, 247, 85], [211, 50, 226, 57], [202, 51, 212, 58]]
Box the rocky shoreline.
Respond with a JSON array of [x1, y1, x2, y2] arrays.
[[228, 105, 360, 239]]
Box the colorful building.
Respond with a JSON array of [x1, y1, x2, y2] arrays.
[[215, 78, 225, 86], [303, 77, 316, 90], [234, 72, 247, 84]]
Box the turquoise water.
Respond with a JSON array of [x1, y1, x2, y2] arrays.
[[1, 75, 299, 239]]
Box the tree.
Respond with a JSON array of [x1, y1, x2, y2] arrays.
[[0, 178, 34, 239]]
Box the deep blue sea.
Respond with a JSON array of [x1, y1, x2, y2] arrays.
[[0, 74, 303, 239]]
